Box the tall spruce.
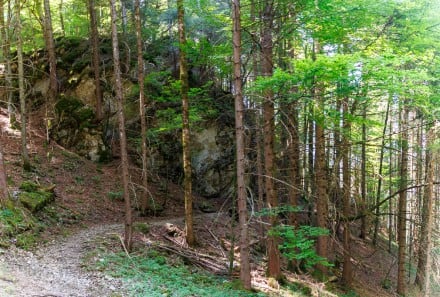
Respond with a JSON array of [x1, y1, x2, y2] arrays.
[[16, 0, 30, 170], [109, 0, 133, 252], [134, 0, 150, 214], [261, 0, 281, 279], [415, 124, 436, 296], [177, 0, 195, 246], [397, 102, 409, 296], [232, 0, 251, 289], [88, 0, 103, 121]]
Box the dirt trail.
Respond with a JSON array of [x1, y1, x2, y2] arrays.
[[0, 223, 127, 297]]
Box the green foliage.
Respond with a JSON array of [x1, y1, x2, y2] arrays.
[[54, 96, 96, 130], [107, 191, 124, 201], [0, 205, 37, 248], [256, 205, 303, 217], [0, 206, 34, 235], [269, 225, 333, 269], [94, 250, 265, 297], [133, 222, 150, 234]]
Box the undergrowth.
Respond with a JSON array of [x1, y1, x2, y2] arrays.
[[93, 249, 266, 297]]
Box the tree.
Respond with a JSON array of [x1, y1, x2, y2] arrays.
[[313, 43, 329, 277], [341, 97, 352, 286], [0, 146, 8, 203], [373, 99, 390, 245], [177, 0, 195, 246], [261, 0, 281, 280], [43, 0, 57, 101], [109, 0, 133, 252], [397, 102, 409, 296], [16, 0, 30, 170], [232, 0, 251, 289], [415, 124, 437, 296], [88, 0, 103, 121], [134, 0, 149, 214]]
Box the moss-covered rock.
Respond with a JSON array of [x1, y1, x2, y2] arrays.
[[19, 181, 40, 192], [18, 182, 55, 213]]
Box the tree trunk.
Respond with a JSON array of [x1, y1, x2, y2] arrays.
[[59, 0, 65, 36], [88, 0, 103, 121], [43, 0, 57, 101], [360, 102, 367, 239], [0, 147, 8, 203], [341, 97, 352, 286], [16, 0, 30, 170], [134, 0, 149, 214], [288, 101, 300, 228], [373, 98, 390, 245], [261, 0, 281, 280], [110, 0, 133, 252], [2, 0, 15, 125], [415, 124, 436, 296], [313, 41, 328, 276], [232, 0, 251, 288], [397, 103, 409, 296], [177, 0, 195, 246]]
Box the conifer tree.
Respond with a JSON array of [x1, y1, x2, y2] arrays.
[[110, 0, 133, 252]]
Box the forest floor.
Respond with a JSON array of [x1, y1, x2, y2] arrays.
[[0, 108, 399, 297]]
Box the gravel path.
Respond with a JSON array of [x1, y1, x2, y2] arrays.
[[0, 224, 128, 297]]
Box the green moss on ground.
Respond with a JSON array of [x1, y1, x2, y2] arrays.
[[18, 181, 55, 213]]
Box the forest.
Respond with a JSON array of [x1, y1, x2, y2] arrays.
[[0, 0, 439, 296]]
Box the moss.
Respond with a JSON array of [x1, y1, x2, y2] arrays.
[[18, 181, 55, 213], [0, 206, 35, 236], [19, 181, 40, 192], [19, 191, 54, 213], [55, 96, 84, 114]]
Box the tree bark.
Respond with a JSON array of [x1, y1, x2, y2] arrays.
[[16, 0, 30, 170], [415, 124, 436, 296], [313, 41, 328, 277], [43, 0, 57, 101], [373, 98, 390, 245], [59, 0, 65, 36], [232, 0, 251, 289], [360, 102, 367, 239], [110, 0, 133, 252], [0, 147, 8, 203], [88, 0, 103, 121], [397, 103, 409, 296], [261, 0, 281, 280], [341, 97, 352, 286], [2, 0, 15, 125], [177, 0, 195, 246], [288, 101, 300, 228], [134, 0, 149, 214]]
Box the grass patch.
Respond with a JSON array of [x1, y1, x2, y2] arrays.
[[91, 249, 266, 297], [0, 204, 38, 248], [281, 281, 312, 296]]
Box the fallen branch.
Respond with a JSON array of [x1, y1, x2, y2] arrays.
[[155, 242, 229, 275]]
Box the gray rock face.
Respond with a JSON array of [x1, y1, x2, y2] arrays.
[[192, 127, 235, 198]]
